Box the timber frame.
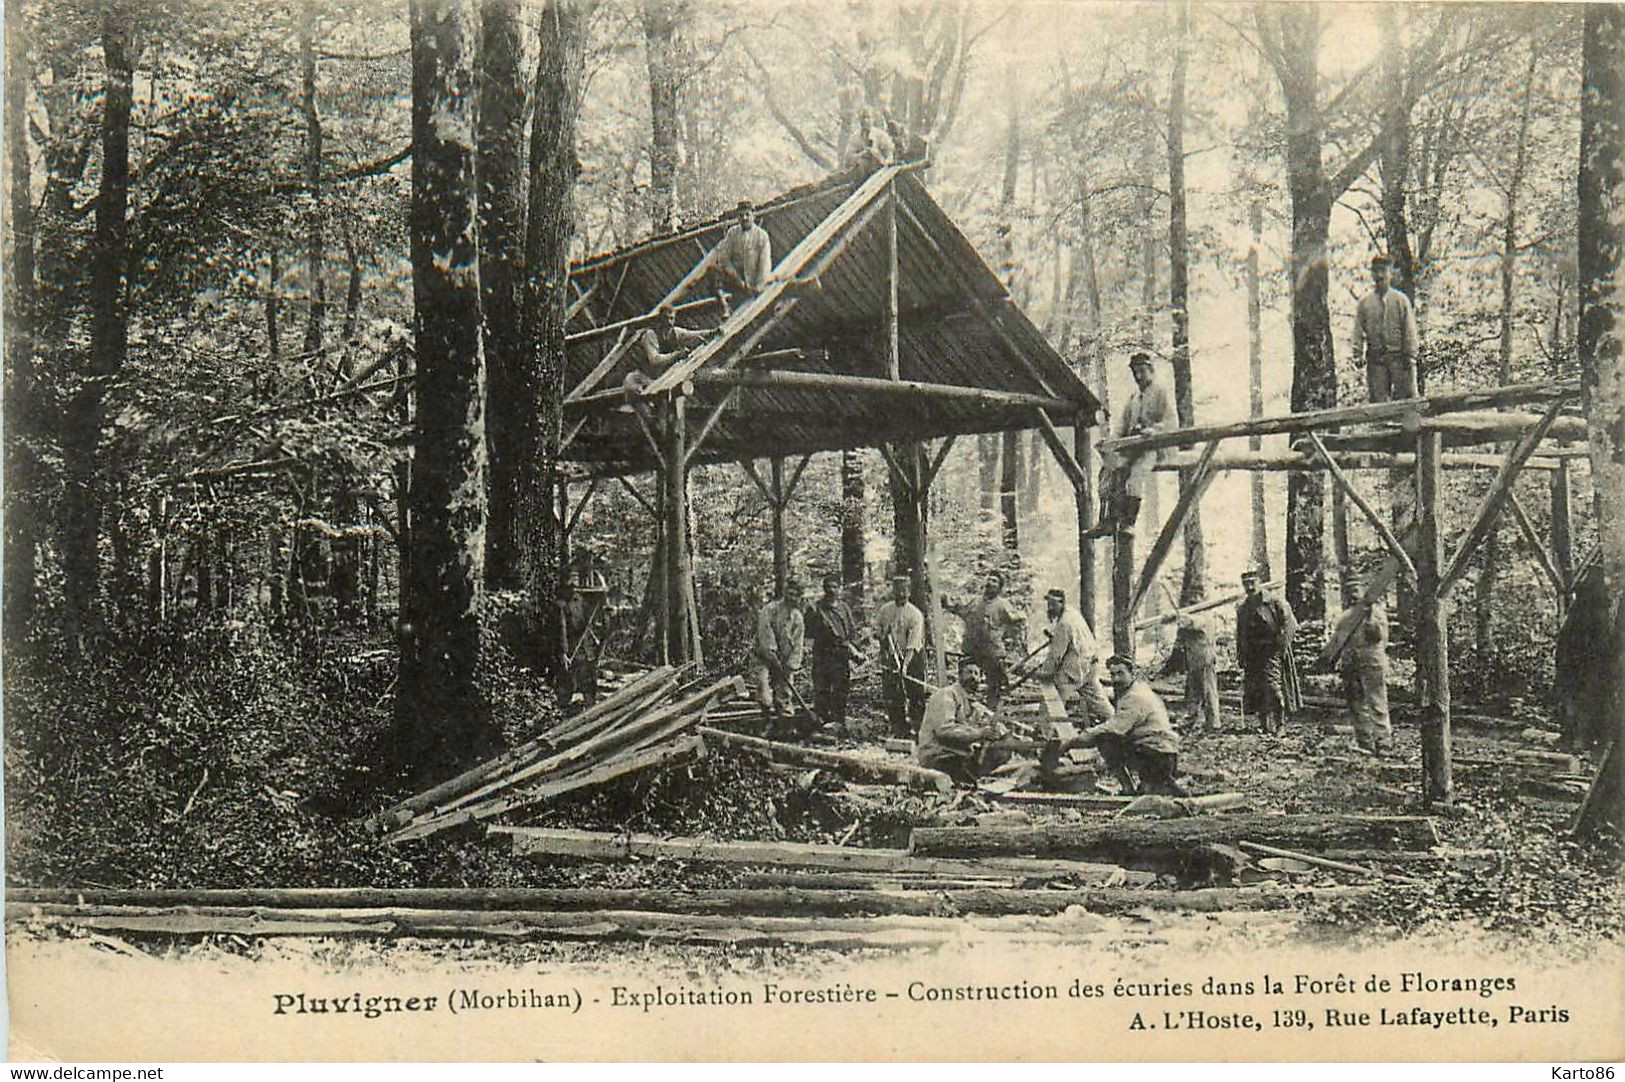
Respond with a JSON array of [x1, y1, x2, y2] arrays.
[[1097, 379, 1591, 808], [552, 161, 1101, 673]]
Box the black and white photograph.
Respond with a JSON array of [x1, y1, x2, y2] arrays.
[[2, 0, 1623, 1064]]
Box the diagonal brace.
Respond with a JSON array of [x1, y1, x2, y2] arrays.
[[1128, 439, 1222, 620], [1306, 430, 1418, 584]]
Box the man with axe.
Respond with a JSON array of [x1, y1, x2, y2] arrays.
[[942, 569, 1026, 710], [1013, 588, 1113, 723], [875, 573, 927, 739], [916, 658, 1013, 785]]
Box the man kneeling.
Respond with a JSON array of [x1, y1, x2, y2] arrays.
[[916, 658, 1009, 786], [1063, 655, 1187, 796]]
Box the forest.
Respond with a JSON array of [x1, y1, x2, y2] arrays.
[[3, 0, 1625, 999]]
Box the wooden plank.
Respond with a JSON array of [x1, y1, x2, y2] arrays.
[[1076, 416, 1098, 632], [1438, 397, 1568, 596], [1506, 489, 1566, 597], [1037, 681, 1067, 721], [1032, 408, 1088, 492], [1154, 450, 1570, 472], [1128, 438, 1221, 619], [492, 826, 1139, 883], [1305, 431, 1418, 583], [1235, 841, 1423, 885], [694, 369, 1078, 415], [697, 726, 952, 792], [683, 388, 738, 467]]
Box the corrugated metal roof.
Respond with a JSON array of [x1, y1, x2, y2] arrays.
[[562, 165, 1099, 476]]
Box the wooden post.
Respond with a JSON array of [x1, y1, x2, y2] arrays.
[[770, 456, 787, 597], [1331, 486, 1353, 605], [885, 183, 900, 380], [1112, 530, 1134, 658], [1415, 430, 1452, 807], [1076, 417, 1098, 632], [1552, 454, 1574, 590], [663, 396, 692, 663]]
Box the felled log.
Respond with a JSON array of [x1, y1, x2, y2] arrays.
[[908, 814, 1441, 870], [491, 825, 1148, 885], [696, 726, 952, 792], [1236, 840, 1423, 885]]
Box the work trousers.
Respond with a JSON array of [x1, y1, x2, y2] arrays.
[[1053, 666, 1114, 723], [1096, 733, 1186, 796], [754, 663, 794, 717], [919, 744, 1014, 787], [970, 651, 1008, 710], [1342, 656, 1392, 749], [1182, 637, 1221, 730], [810, 652, 850, 729], [1366, 350, 1418, 403], [882, 654, 928, 737]]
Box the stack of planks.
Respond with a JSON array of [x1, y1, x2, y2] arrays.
[[370, 668, 744, 844]]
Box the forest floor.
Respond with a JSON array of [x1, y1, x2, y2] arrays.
[[5, 624, 1622, 969]]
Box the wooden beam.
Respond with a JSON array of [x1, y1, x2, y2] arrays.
[[696, 369, 1081, 414], [1102, 380, 1580, 458], [631, 406, 666, 468], [1032, 408, 1088, 492], [563, 478, 601, 538], [782, 452, 814, 503], [1416, 429, 1452, 808], [1438, 398, 1567, 596], [886, 182, 900, 379], [1506, 489, 1566, 598], [1154, 449, 1569, 472], [1552, 454, 1575, 587], [1133, 579, 1282, 632], [558, 414, 589, 455], [1127, 439, 1221, 620], [1305, 431, 1419, 583], [564, 283, 720, 347], [698, 727, 951, 792], [564, 282, 598, 325], [1076, 417, 1098, 632], [565, 330, 634, 406], [771, 456, 788, 596], [920, 436, 958, 491], [683, 388, 738, 467], [876, 442, 911, 494], [737, 457, 774, 503], [663, 398, 692, 662], [615, 475, 657, 521]]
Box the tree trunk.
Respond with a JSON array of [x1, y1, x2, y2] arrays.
[[977, 434, 998, 517], [401, 0, 491, 760], [1247, 200, 1269, 576], [62, 5, 134, 644], [1378, 7, 1417, 306], [1168, 0, 1204, 607], [299, 0, 326, 361], [1000, 429, 1020, 550], [1576, 4, 1625, 839], [640, 0, 679, 233], [479, 0, 529, 590], [516, 0, 587, 676], [342, 225, 363, 344], [4, 2, 39, 638], [840, 449, 865, 598]]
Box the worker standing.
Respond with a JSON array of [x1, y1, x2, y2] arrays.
[[753, 579, 805, 734], [1177, 608, 1222, 732], [875, 573, 927, 738], [1353, 253, 1420, 402], [805, 572, 860, 734], [1235, 569, 1302, 734], [1013, 588, 1112, 722], [942, 569, 1025, 710], [1340, 576, 1393, 755]]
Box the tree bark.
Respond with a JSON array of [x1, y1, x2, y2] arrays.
[[4, 1, 39, 637], [299, 0, 326, 360], [1378, 7, 1417, 306], [1169, 1, 1204, 607], [840, 449, 865, 598], [479, 0, 529, 590], [640, 0, 679, 232], [516, 0, 587, 677], [400, 0, 491, 760], [1576, 4, 1625, 840], [1247, 200, 1270, 576], [910, 815, 1441, 860], [62, 5, 134, 643]]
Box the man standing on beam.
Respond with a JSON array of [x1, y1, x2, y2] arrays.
[[1352, 252, 1420, 402], [1084, 350, 1173, 539]]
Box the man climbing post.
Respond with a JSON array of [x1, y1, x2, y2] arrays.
[[805, 572, 860, 734], [753, 579, 805, 735], [916, 657, 1008, 786], [942, 569, 1026, 710], [712, 201, 772, 314], [1084, 350, 1173, 539], [1013, 588, 1112, 723], [1353, 253, 1420, 402], [1062, 655, 1187, 796], [1235, 568, 1302, 734], [876, 572, 927, 738]]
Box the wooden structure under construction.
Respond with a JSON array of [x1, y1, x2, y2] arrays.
[[1100, 379, 1591, 808], [558, 161, 1102, 668]]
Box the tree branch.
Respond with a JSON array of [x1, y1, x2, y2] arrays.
[[743, 45, 833, 170]]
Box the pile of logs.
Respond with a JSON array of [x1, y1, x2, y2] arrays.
[[370, 668, 743, 843]]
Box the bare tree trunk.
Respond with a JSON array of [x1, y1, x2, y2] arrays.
[[479, 0, 529, 590], [1378, 7, 1417, 309], [265, 246, 281, 395], [62, 5, 134, 645], [516, 0, 588, 677], [1247, 199, 1269, 576], [1576, 4, 1625, 840], [997, 59, 1021, 551], [4, 2, 39, 638], [640, 0, 679, 233], [840, 448, 865, 599], [342, 223, 363, 344], [401, 0, 491, 761], [1169, 1, 1204, 607], [299, 0, 326, 360]]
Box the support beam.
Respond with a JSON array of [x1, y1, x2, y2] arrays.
[[1102, 381, 1579, 458], [615, 475, 657, 521], [563, 478, 601, 538], [683, 388, 738, 468], [559, 414, 589, 455], [1305, 431, 1419, 584], [1112, 533, 1134, 658], [1032, 408, 1088, 492], [771, 456, 788, 597], [694, 369, 1081, 415], [1154, 450, 1571, 472], [1128, 439, 1221, 621], [1438, 398, 1566, 596], [1505, 490, 1566, 598], [564, 283, 718, 347], [662, 397, 694, 663], [921, 436, 958, 491], [737, 458, 774, 503], [1075, 418, 1098, 632], [1552, 454, 1575, 587], [1415, 429, 1452, 808], [783, 452, 814, 503], [886, 182, 900, 379]]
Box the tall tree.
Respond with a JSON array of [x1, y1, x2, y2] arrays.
[[1168, 0, 1204, 606], [61, 3, 135, 643], [997, 59, 1021, 551], [479, 0, 530, 589], [4, 0, 39, 636], [1576, 2, 1625, 839], [299, 0, 326, 358], [1378, 6, 1418, 306], [400, 0, 490, 760], [515, 0, 588, 674], [641, 0, 680, 232], [1246, 199, 1269, 576]]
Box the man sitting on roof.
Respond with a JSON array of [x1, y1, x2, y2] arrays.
[[711, 201, 772, 315], [846, 106, 895, 175]]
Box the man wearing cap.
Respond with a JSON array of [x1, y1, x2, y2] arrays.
[[1353, 253, 1420, 402], [1235, 569, 1302, 733], [916, 657, 1008, 785], [1338, 575, 1393, 754], [753, 579, 806, 732], [942, 570, 1026, 710], [875, 573, 927, 737], [1014, 588, 1112, 722], [805, 573, 860, 732], [1084, 350, 1174, 538], [714, 201, 773, 308], [1062, 655, 1187, 796]]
